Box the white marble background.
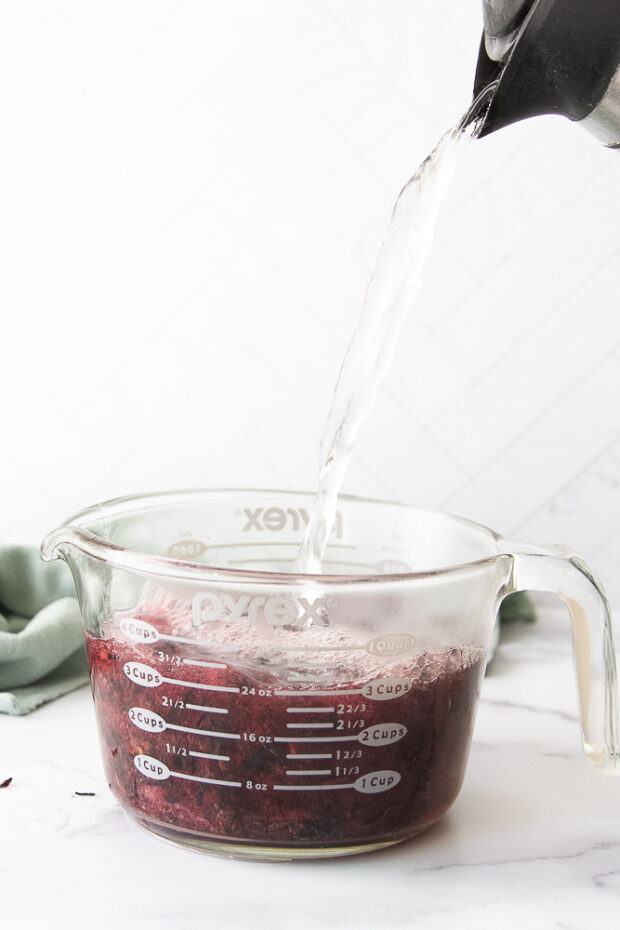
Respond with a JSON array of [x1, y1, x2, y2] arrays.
[[1, 1, 619, 601]]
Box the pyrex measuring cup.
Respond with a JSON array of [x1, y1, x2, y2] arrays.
[[41, 490, 619, 860]]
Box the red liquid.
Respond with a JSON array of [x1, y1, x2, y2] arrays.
[[85, 616, 484, 853]]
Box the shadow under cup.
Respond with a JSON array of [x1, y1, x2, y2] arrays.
[[40, 490, 619, 859]]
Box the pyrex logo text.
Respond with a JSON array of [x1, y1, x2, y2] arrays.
[[241, 506, 343, 539], [192, 590, 331, 630]]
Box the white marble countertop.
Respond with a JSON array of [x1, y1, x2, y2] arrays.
[[3, 601, 619, 930]]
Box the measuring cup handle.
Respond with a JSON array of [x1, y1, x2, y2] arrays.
[[499, 538, 619, 774]]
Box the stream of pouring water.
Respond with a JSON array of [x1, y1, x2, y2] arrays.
[[296, 90, 495, 573]]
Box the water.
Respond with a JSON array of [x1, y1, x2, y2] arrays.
[[297, 90, 495, 573]]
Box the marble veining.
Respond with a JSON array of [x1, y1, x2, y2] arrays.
[[480, 695, 579, 722]]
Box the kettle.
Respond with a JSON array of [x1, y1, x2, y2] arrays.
[[474, 0, 620, 146]]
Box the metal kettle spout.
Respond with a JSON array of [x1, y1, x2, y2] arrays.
[[474, 0, 620, 147]]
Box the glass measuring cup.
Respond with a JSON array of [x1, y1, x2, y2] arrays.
[[41, 489, 619, 860]]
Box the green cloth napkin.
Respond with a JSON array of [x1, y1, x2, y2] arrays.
[[0, 547, 88, 715]]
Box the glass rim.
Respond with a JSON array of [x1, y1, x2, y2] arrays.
[[40, 487, 507, 586]]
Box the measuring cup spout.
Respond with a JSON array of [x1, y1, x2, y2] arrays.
[[40, 526, 107, 600], [40, 525, 127, 641], [40, 527, 86, 565]]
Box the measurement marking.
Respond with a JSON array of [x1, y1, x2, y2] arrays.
[[274, 735, 359, 744], [275, 687, 360, 697], [286, 722, 334, 730], [161, 638, 360, 657], [287, 707, 335, 714], [286, 753, 333, 760], [279, 645, 361, 653], [167, 722, 240, 740], [202, 541, 356, 550], [164, 633, 211, 646], [162, 675, 239, 694], [186, 703, 228, 715], [182, 658, 227, 670], [189, 750, 230, 762], [285, 769, 332, 776], [170, 771, 241, 788], [161, 633, 246, 652], [273, 783, 353, 792], [228, 559, 371, 567], [165, 639, 357, 656]]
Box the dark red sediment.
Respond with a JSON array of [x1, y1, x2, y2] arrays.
[[85, 620, 484, 851]]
